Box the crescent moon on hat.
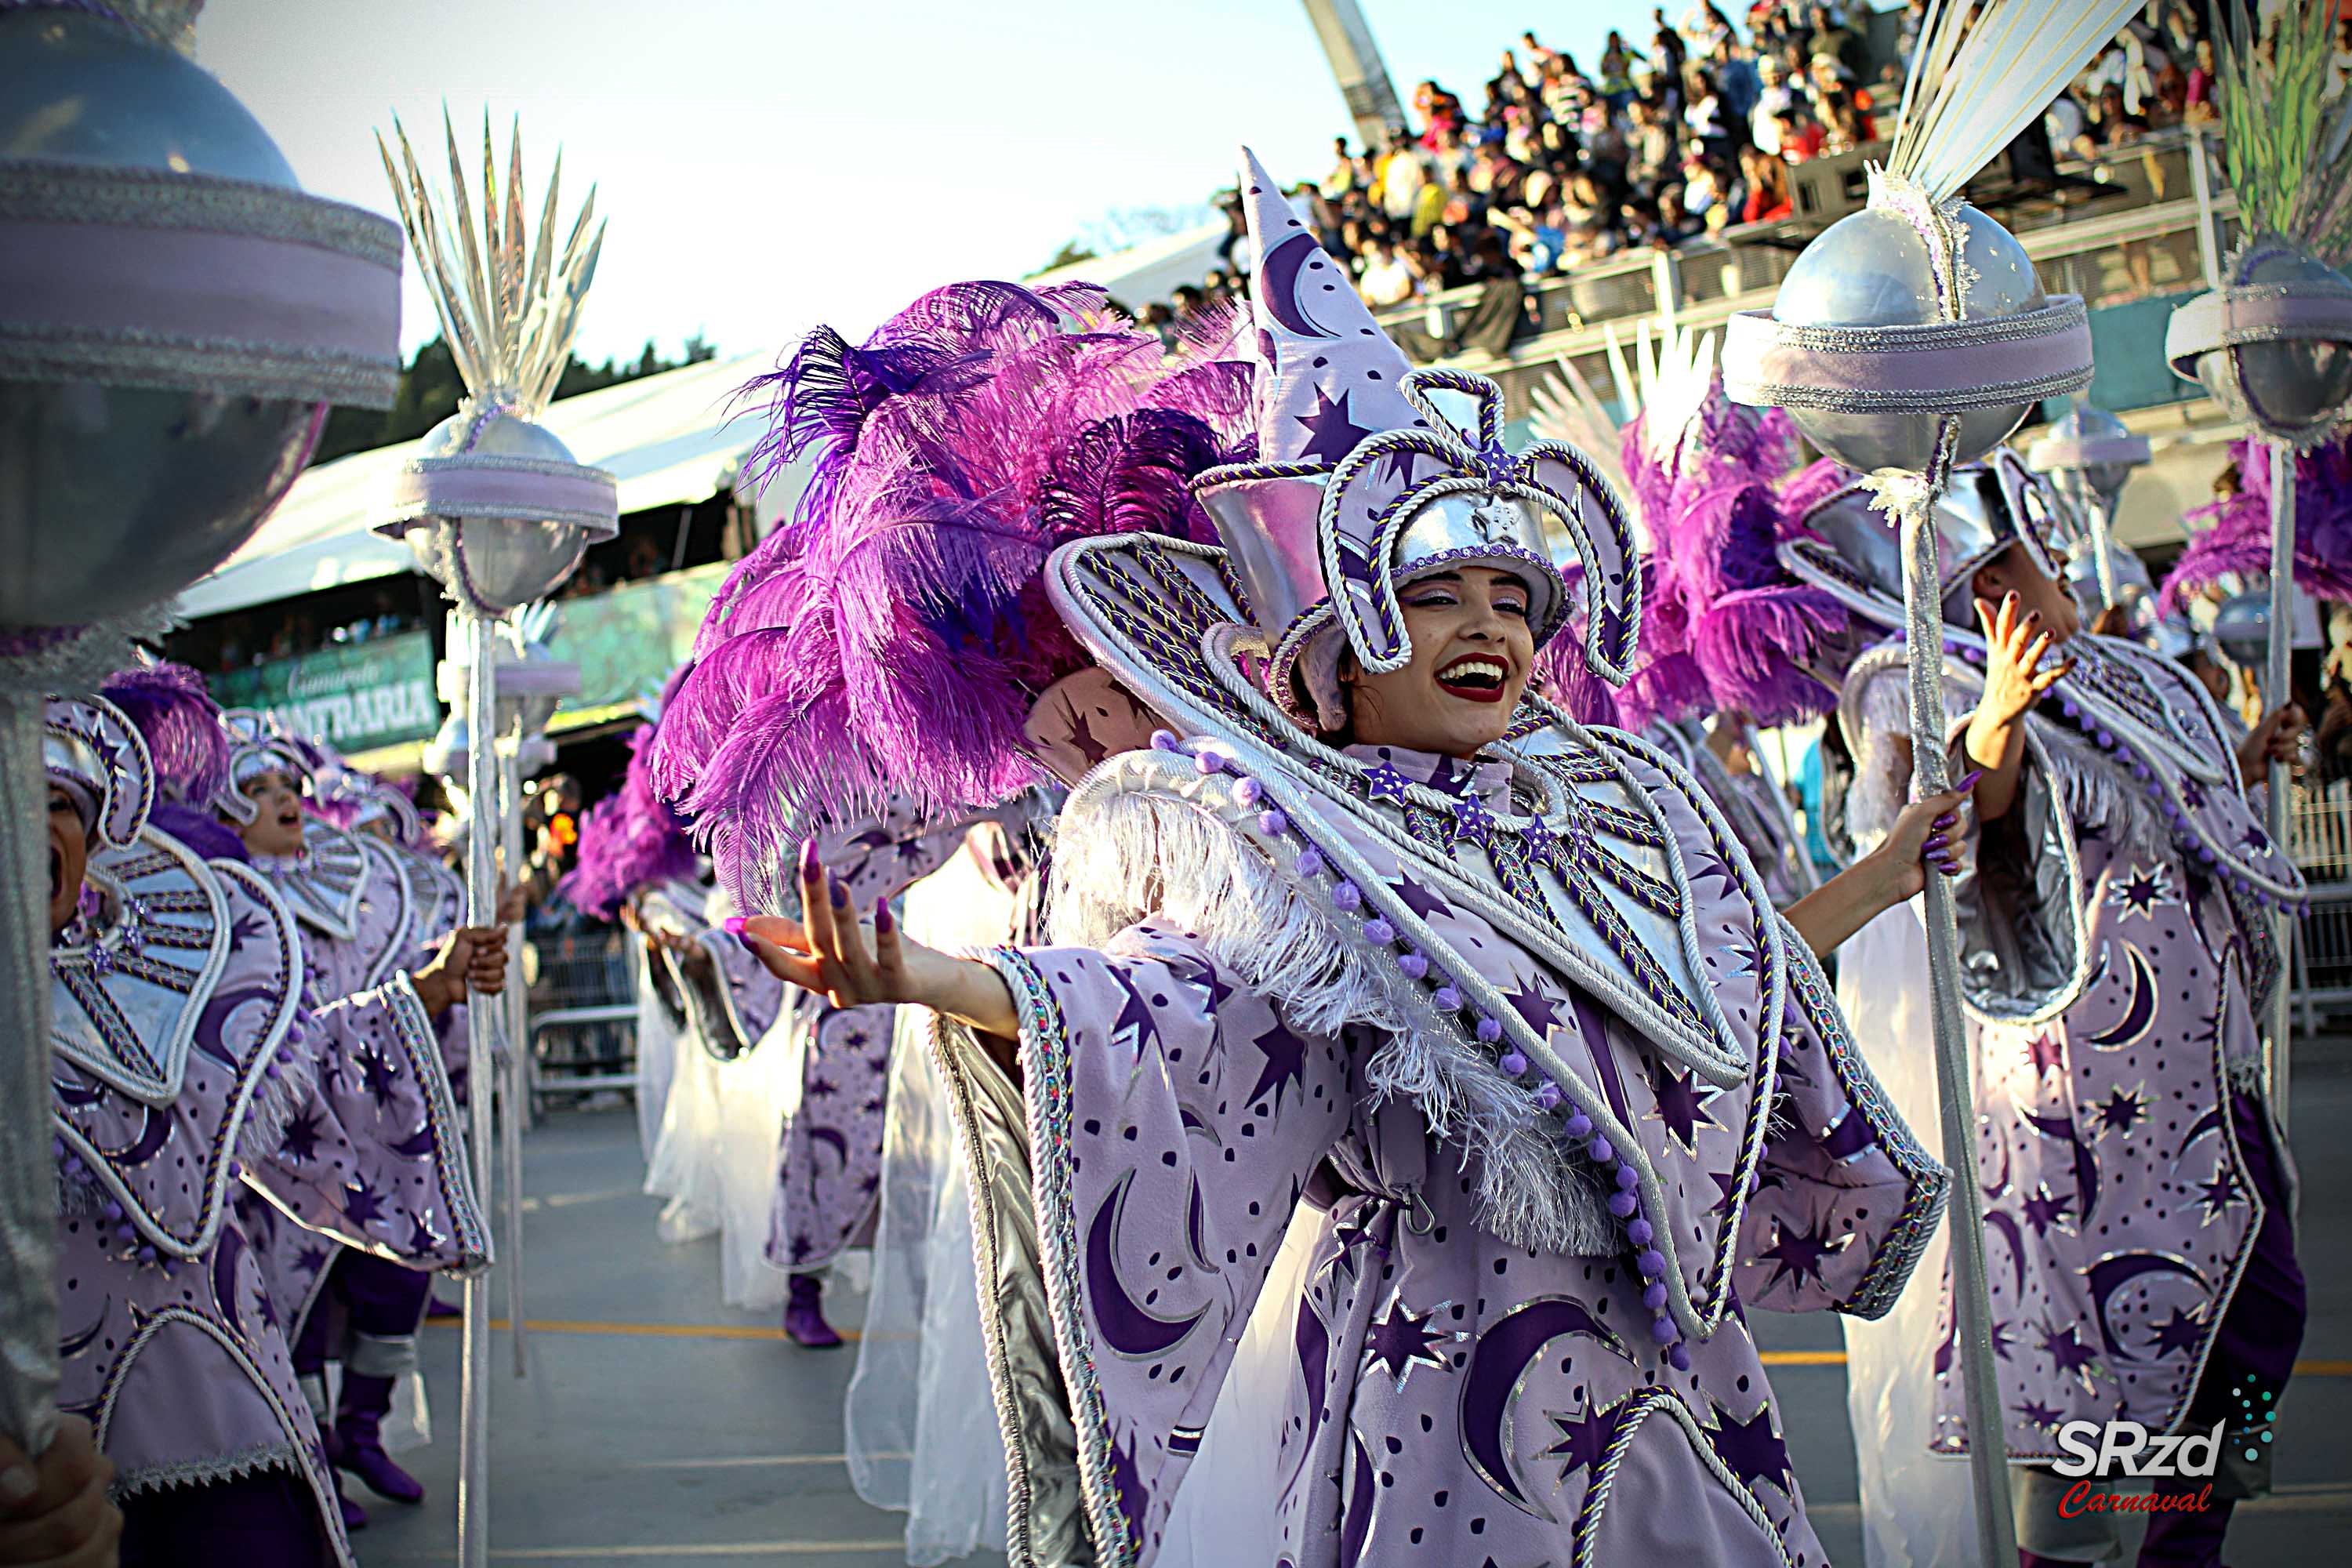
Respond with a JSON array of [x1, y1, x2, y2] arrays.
[[1085, 1171, 1206, 1357], [2084, 1251, 2207, 1362], [808, 1125, 850, 1168], [1259, 232, 1347, 341], [2086, 943, 2157, 1050], [214, 1223, 247, 1337], [1460, 1295, 1633, 1520]]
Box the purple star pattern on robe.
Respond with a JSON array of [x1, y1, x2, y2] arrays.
[[1845, 648, 2290, 1463], [764, 811, 993, 1276], [934, 736, 1944, 1565], [54, 836, 485, 1568]]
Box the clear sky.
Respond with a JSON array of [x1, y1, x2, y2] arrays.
[[201, 0, 1671, 366]]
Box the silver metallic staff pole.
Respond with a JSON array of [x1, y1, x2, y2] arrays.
[[459, 615, 500, 1566], [498, 724, 528, 1376], [2081, 470, 2120, 612], [369, 114, 617, 1568], [1893, 471, 2019, 1564], [2266, 440, 2295, 1131], [0, 698, 59, 1455]]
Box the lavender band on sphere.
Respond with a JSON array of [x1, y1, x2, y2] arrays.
[[381, 455, 621, 533], [0, 161, 402, 407], [2163, 285, 2352, 377], [1720, 296, 2092, 413]]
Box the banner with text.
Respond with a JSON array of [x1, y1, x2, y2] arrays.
[[209, 630, 439, 756]]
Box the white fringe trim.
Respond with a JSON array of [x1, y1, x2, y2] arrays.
[[236, 1020, 321, 1171], [113, 1439, 306, 1499], [1049, 787, 1617, 1255]]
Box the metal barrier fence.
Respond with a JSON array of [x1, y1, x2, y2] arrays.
[[2293, 782, 2352, 1035], [520, 927, 638, 1111]]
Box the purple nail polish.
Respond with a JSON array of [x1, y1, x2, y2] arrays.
[[1956, 768, 1985, 791], [830, 877, 850, 908], [800, 839, 821, 877], [722, 915, 748, 935], [1922, 834, 1947, 853], [876, 902, 895, 935], [1937, 861, 1961, 876], [1932, 812, 1958, 829]]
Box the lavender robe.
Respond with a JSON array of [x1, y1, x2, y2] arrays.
[[236, 820, 481, 1345], [937, 737, 1943, 1566], [1842, 636, 2302, 1470], [764, 812, 994, 1275], [52, 833, 487, 1568]]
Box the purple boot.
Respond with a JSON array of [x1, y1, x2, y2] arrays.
[[333, 1373, 426, 1504], [336, 1488, 368, 1533], [782, 1274, 841, 1348]]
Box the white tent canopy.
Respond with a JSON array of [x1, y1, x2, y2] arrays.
[[176, 350, 797, 619], [1026, 219, 1233, 308]]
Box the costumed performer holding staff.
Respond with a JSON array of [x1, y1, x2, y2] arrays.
[[201, 710, 503, 1530], [1768, 458, 2311, 1568], [671, 154, 1964, 1566], [40, 691, 495, 1566]]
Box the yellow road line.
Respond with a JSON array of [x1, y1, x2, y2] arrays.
[[429, 1319, 2352, 1374]]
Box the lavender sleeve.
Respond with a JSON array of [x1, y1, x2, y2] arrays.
[[241, 973, 492, 1276], [1733, 931, 1947, 1319], [935, 924, 1352, 1566]]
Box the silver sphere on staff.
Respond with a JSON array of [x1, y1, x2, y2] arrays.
[[1767, 201, 2046, 474], [0, 8, 372, 625]]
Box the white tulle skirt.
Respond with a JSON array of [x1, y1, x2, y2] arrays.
[[633, 940, 682, 1171], [638, 945, 796, 1312], [846, 845, 1010, 1563], [1836, 902, 1979, 1568]]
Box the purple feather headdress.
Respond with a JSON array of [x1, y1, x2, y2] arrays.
[[2159, 435, 2352, 614], [653, 279, 1254, 909], [561, 720, 697, 921], [100, 662, 231, 808], [1612, 372, 1847, 728]]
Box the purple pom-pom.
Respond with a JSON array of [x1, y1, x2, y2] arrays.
[[1588, 1136, 1614, 1163], [103, 1200, 124, 1223], [1643, 1280, 1669, 1310], [1331, 880, 1361, 911], [1637, 1248, 1665, 1277], [1195, 750, 1225, 775], [1150, 729, 1178, 751], [1670, 1343, 1691, 1372], [1296, 847, 1326, 878], [1650, 1316, 1679, 1345], [1498, 1050, 1528, 1076], [1396, 950, 1428, 979], [1533, 1083, 1563, 1110], [1233, 776, 1262, 807], [1258, 809, 1288, 836], [1609, 1191, 1639, 1218], [1614, 1163, 1639, 1192], [1627, 1218, 1653, 1246], [1433, 984, 1462, 1010], [1564, 1112, 1592, 1138], [1363, 917, 1396, 944], [1475, 1015, 1501, 1043]]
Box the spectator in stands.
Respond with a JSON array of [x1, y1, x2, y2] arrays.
[[1737, 139, 1794, 222], [1751, 52, 1796, 151], [1805, 3, 1864, 78], [1711, 31, 1762, 124], [1653, 9, 1689, 85], [2184, 35, 2218, 124], [1356, 238, 1416, 307], [1817, 89, 1871, 154], [1599, 30, 1645, 107], [1766, 101, 1826, 163]]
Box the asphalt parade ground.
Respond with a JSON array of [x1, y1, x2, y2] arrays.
[[364, 1054, 2352, 1568]]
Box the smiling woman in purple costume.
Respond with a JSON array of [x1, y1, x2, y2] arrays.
[[673, 152, 1962, 1568]]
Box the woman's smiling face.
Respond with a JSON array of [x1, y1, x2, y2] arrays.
[[1345, 565, 1537, 758]]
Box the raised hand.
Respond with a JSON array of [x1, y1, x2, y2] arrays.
[[1975, 590, 2071, 729], [729, 840, 1019, 1042]]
